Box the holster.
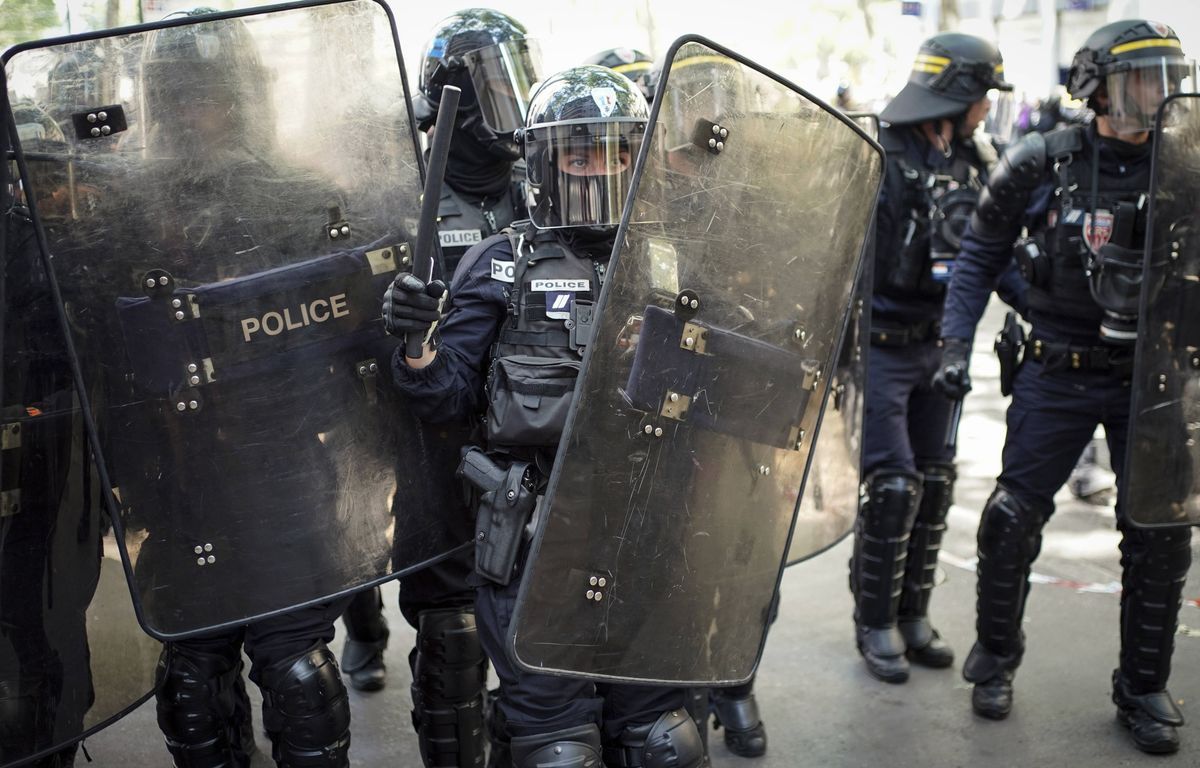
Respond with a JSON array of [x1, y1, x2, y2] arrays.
[[457, 447, 537, 586], [993, 310, 1025, 397]]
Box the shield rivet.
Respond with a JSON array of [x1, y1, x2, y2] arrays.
[[684, 337, 694, 347], [175, 311, 186, 320], [329, 229, 340, 239], [197, 557, 206, 566], [654, 427, 663, 437], [159, 276, 169, 285], [207, 555, 215, 564], [358, 365, 368, 376], [97, 111, 107, 121], [187, 363, 198, 373], [720, 128, 728, 138], [340, 225, 350, 236], [506, 489, 517, 501], [146, 277, 157, 288], [194, 545, 203, 554], [594, 592, 603, 601], [644, 424, 653, 434], [669, 393, 679, 402], [172, 298, 183, 308], [189, 375, 201, 386], [590, 576, 598, 586], [679, 295, 688, 305], [176, 402, 187, 411], [204, 543, 213, 552], [554, 747, 563, 755], [715, 141, 724, 152], [87, 113, 97, 123], [189, 400, 199, 410], [598, 577, 607, 587], [369, 363, 378, 373], [90, 127, 101, 137], [477, 531, 485, 540], [100, 125, 112, 136], [759, 465, 771, 476], [712, 125, 720, 135], [586, 589, 595, 600], [689, 299, 699, 309], [708, 138, 717, 148]]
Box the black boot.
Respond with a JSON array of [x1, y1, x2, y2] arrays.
[[850, 472, 922, 684], [710, 687, 766, 758], [340, 588, 389, 692], [898, 463, 955, 669], [1113, 671, 1184, 754], [1113, 524, 1192, 755], [962, 488, 1045, 719]]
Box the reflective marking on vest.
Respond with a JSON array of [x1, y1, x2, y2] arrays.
[[440, 229, 483, 247], [531, 279, 590, 320], [491, 259, 515, 283]]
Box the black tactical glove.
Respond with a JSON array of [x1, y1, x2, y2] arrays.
[[933, 338, 972, 400], [382, 272, 448, 347]]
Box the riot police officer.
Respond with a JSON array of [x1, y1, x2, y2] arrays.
[[850, 32, 1021, 684], [385, 65, 704, 768], [934, 19, 1193, 754], [340, 7, 540, 706], [128, 15, 356, 767], [583, 47, 654, 92]]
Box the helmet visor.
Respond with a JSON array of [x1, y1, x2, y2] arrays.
[[526, 120, 646, 229], [986, 88, 1015, 144], [1107, 57, 1191, 134], [463, 38, 543, 134]]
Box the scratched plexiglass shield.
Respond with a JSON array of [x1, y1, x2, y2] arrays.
[[1, 0, 449, 640], [1125, 93, 1200, 527], [2, 79, 160, 768], [788, 112, 877, 565], [510, 39, 883, 684]]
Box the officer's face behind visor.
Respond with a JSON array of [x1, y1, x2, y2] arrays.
[[462, 39, 542, 133], [529, 122, 643, 229], [1106, 57, 1190, 134]]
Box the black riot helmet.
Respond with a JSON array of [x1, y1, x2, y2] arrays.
[[140, 9, 272, 156], [880, 33, 1012, 126], [583, 47, 654, 86], [519, 65, 649, 231], [413, 8, 541, 159], [1068, 19, 1190, 134]]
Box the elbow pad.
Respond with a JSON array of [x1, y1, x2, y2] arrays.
[[970, 133, 1048, 240]]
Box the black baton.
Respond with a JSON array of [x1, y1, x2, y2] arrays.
[[944, 398, 963, 453], [406, 85, 461, 359]]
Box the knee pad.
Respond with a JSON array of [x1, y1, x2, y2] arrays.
[[916, 463, 956, 526], [511, 724, 601, 768], [859, 471, 923, 535], [412, 608, 487, 768], [977, 487, 1046, 562], [259, 643, 350, 768], [605, 710, 704, 768], [155, 645, 249, 768]]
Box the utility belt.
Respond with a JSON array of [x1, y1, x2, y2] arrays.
[[1025, 337, 1134, 379], [870, 319, 941, 348], [456, 447, 542, 586]]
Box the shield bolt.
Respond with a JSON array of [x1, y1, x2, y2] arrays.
[[159, 276, 169, 286], [340, 225, 350, 236], [358, 364, 368, 376], [197, 557, 206, 566], [204, 543, 212, 552], [758, 465, 771, 476], [86, 113, 97, 123], [654, 427, 663, 437], [598, 577, 606, 587], [100, 125, 112, 136], [720, 128, 728, 138], [189, 375, 200, 386], [586, 589, 595, 600], [669, 393, 679, 402], [1159, 374, 1168, 392], [643, 424, 653, 435], [90, 127, 101, 137], [712, 125, 720, 135], [506, 489, 517, 501], [97, 111, 107, 121], [175, 311, 186, 321], [207, 555, 215, 564], [594, 592, 603, 601], [684, 336, 694, 348], [690, 299, 699, 309], [176, 402, 187, 412], [189, 400, 199, 410], [590, 576, 598, 586], [369, 362, 378, 373], [329, 228, 340, 239], [187, 363, 198, 373], [146, 277, 157, 288], [173, 299, 183, 309], [194, 545, 203, 554], [716, 142, 724, 152], [708, 138, 717, 149], [477, 531, 485, 540]]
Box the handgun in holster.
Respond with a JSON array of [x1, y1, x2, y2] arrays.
[[994, 310, 1026, 397], [456, 446, 537, 586]]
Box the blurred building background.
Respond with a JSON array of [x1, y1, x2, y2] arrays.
[[3, 0, 1198, 119]]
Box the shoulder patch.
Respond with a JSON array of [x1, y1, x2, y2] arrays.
[[490, 258, 515, 283]]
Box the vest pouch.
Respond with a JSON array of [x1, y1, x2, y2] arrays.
[[486, 355, 582, 449]]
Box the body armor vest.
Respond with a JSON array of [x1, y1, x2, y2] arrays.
[[878, 128, 986, 302], [484, 226, 604, 457], [436, 182, 520, 278], [1023, 126, 1151, 329]]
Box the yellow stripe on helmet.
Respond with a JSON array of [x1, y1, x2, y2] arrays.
[[915, 54, 951, 65], [1110, 37, 1183, 56], [912, 63, 946, 74], [612, 62, 650, 74]]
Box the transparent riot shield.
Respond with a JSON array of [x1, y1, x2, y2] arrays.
[[2, 0, 450, 641], [788, 112, 878, 566], [1125, 92, 1200, 527], [2, 71, 160, 768], [509, 38, 884, 684]]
